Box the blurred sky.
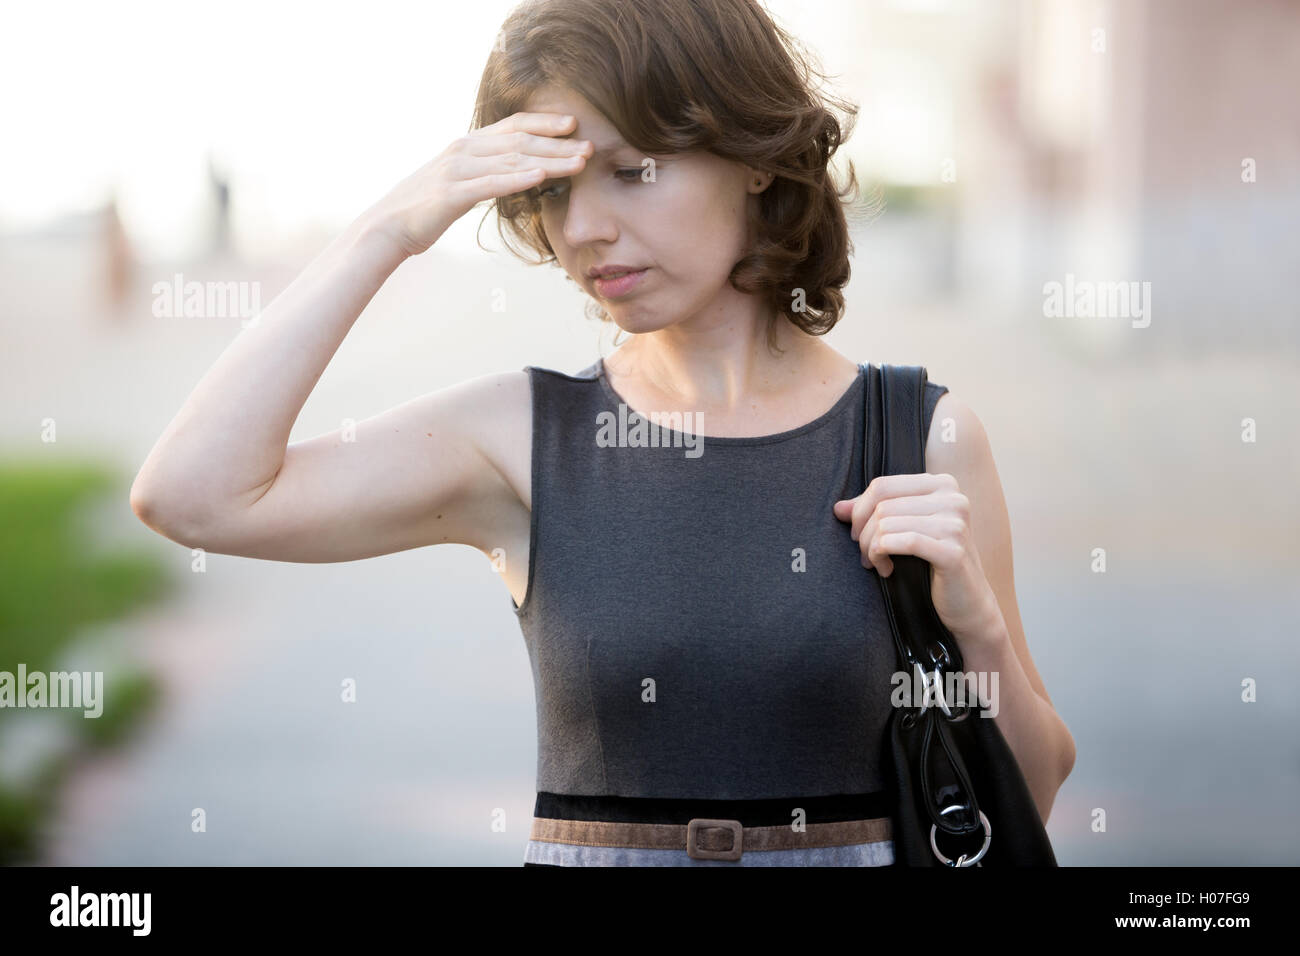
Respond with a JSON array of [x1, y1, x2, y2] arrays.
[[0, 0, 961, 259]]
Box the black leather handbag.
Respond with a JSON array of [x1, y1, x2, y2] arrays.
[[862, 363, 1058, 867]]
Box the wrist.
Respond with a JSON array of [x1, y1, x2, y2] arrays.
[[952, 592, 1010, 655], [347, 211, 415, 271]]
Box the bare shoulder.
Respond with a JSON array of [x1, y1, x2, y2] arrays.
[[923, 392, 1012, 574], [924, 390, 992, 479]]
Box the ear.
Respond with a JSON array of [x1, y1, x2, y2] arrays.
[[744, 167, 774, 194]]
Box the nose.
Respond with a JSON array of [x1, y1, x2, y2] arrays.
[[561, 170, 619, 250]]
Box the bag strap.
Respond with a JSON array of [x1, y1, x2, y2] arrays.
[[862, 362, 983, 838], [862, 362, 966, 675]]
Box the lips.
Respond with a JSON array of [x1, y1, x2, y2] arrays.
[[587, 264, 646, 278], [591, 267, 649, 299]]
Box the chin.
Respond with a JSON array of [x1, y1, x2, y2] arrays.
[[609, 316, 674, 336], [604, 303, 682, 336]]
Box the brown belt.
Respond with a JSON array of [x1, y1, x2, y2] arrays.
[[530, 815, 892, 862]]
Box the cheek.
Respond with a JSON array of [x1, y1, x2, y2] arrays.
[[539, 207, 562, 248], [657, 210, 747, 285], [682, 183, 749, 256], [539, 211, 577, 271], [650, 182, 742, 255]]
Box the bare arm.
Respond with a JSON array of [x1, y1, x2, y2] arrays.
[[130, 217, 408, 550], [924, 393, 1077, 823], [130, 112, 594, 561]]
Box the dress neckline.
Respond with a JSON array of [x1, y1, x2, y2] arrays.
[[593, 356, 865, 447]]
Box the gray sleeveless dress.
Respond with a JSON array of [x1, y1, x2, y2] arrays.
[[514, 357, 948, 865]]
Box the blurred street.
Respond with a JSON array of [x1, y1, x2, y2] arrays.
[[3, 220, 1296, 864]]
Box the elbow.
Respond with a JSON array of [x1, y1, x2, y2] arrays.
[[1036, 724, 1076, 828], [129, 473, 162, 531], [129, 474, 209, 549], [1056, 726, 1077, 788], [129, 474, 157, 526]]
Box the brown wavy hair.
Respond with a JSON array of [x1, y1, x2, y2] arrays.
[[470, 0, 868, 343]]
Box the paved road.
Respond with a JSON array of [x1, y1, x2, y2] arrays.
[[4, 226, 1296, 865]]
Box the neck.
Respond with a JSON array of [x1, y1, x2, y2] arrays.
[[607, 308, 827, 409]]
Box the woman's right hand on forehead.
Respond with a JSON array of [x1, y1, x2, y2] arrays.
[[364, 112, 593, 259]]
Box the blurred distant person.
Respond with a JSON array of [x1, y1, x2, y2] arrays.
[[207, 153, 230, 257], [101, 191, 133, 317]]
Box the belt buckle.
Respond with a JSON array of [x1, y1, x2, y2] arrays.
[[686, 818, 743, 861]]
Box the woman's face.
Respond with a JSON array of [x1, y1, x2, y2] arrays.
[[521, 84, 763, 336]]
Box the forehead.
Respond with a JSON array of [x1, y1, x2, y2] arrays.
[[522, 84, 621, 142]]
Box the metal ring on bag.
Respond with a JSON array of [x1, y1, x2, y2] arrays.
[[916, 663, 953, 718], [930, 808, 991, 867]]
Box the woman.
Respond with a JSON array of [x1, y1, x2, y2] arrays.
[[130, 0, 1075, 866]]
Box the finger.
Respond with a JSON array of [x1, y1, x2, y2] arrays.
[[860, 514, 953, 577], [451, 150, 588, 202], [857, 515, 951, 574], [450, 166, 551, 207], [861, 520, 907, 575], [479, 148, 588, 180], [873, 530, 957, 573], [476, 111, 576, 137], [463, 129, 593, 159], [847, 474, 945, 541], [452, 142, 588, 180], [864, 532, 893, 576], [857, 494, 949, 550]]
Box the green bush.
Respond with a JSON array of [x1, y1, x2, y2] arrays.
[[0, 459, 173, 863]]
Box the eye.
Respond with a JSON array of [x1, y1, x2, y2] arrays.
[[536, 168, 647, 201]]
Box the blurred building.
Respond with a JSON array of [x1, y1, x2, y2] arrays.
[[841, 0, 1299, 358]]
